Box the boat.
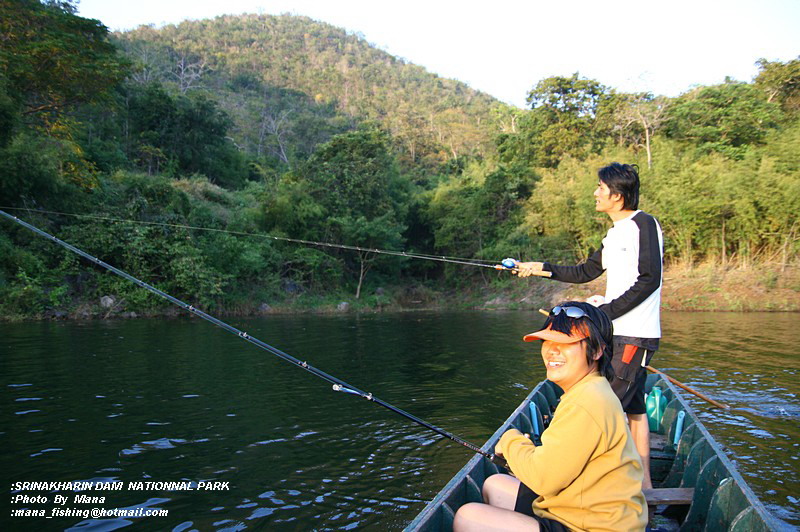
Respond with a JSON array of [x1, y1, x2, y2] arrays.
[[406, 373, 790, 531]]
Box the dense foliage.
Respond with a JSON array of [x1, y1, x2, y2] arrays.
[[1, 1, 798, 318]]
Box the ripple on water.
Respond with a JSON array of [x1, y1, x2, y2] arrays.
[[746, 428, 775, 439], [248, 507, 275, 519], [249, 438, 288, 447], [211, 519, 243, 528], [30, 448, 63, 457], [119, 437, 209, 456], [236, 501, 258, 509]]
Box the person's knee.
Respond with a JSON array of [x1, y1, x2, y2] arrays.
[[453, 502, 483, 531], [482, 473, 503, 501], [482, 473, 519, 509]]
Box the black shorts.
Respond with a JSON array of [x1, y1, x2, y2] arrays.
[[610, 338, 657, 415], [514, 483, 569, 532]]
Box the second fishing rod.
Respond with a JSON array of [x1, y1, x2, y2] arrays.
[[0, 209, 510, 469]]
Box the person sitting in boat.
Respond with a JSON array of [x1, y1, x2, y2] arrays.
[[454, 301, 647, 532]]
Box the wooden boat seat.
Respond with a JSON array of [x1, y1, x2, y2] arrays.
[[644, 487, 695, 506], [649, 433, 669, 451]]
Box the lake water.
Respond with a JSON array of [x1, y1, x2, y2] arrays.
[[2, 311, 798, 530]]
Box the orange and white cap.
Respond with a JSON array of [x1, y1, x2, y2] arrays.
[[522, 322, 590, 344]]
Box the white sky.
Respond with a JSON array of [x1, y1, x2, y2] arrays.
[[77, 0, 799, 108]]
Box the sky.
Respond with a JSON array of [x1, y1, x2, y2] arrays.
[[77, 0, 800, 108]]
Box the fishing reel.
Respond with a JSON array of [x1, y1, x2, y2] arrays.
[[500, 258, 518, 270]]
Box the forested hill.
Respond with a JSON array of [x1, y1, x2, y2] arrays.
[[1, 1, 798, 320], [115, 14, 504, 170]]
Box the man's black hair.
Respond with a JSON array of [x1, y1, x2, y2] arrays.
[[543, 301, 615, 381], [598, 162, 640, 211]]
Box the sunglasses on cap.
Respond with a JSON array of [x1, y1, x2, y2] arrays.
[[550, 305, 600, 330]]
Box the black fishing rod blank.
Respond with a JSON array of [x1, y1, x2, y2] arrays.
[[0, 209, 508, 469]]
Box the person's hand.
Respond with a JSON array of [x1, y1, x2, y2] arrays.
[[494, 440, 506, 458], [496, 428, 530, 456], [586, 295, 606, 307], [515, 261, 545, 278]]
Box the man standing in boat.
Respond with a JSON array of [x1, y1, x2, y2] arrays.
[[511, 162, 663, 489]]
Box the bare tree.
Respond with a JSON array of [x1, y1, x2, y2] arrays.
[[494, 105, 520, 134], [172, 52, 207, 94], [355, 251, 375, 299], [432, 108, 485, 162], [258, 107, 293, 165], [129, 43, 167, 85], [614, 93, 670, 169]]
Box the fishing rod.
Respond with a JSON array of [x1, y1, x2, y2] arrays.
[[0, 206, 553, 275], [0, 209, 510, 469]]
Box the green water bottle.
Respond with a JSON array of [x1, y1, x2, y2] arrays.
[[646, 387, 666, 431]]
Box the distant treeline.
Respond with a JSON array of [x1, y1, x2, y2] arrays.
[[0, 0, 798, 318]]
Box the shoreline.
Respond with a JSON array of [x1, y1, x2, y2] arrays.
[[2, 264, 798, 322]]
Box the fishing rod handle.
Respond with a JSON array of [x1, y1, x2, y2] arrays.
[[489, 453, 509, 470], [496, 258, 553, 277]]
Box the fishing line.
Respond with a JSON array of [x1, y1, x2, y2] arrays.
[[0, 209, 509, 469], [0, 206, 516, 270]]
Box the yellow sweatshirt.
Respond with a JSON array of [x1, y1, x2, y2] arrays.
[[498, 372, 647, 532]]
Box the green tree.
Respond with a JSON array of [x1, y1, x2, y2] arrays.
[[664, 79, 783, 158], [123, 83, 247, 187], [755, 56, 800, 117], [523, 155, 610, 259], [299, 129, 409, 296], [331, 213, 405, 298], [426, 163, 538, 282], [527, 74, 613, 166], [304, 129, 406, 217], [0, 0, 130, 202], [498, 74, 613, 168], [0, 0, 129, 120]]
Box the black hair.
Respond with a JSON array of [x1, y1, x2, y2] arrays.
[[542, 300, 615, 381], [598, 162, 640, 211]]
